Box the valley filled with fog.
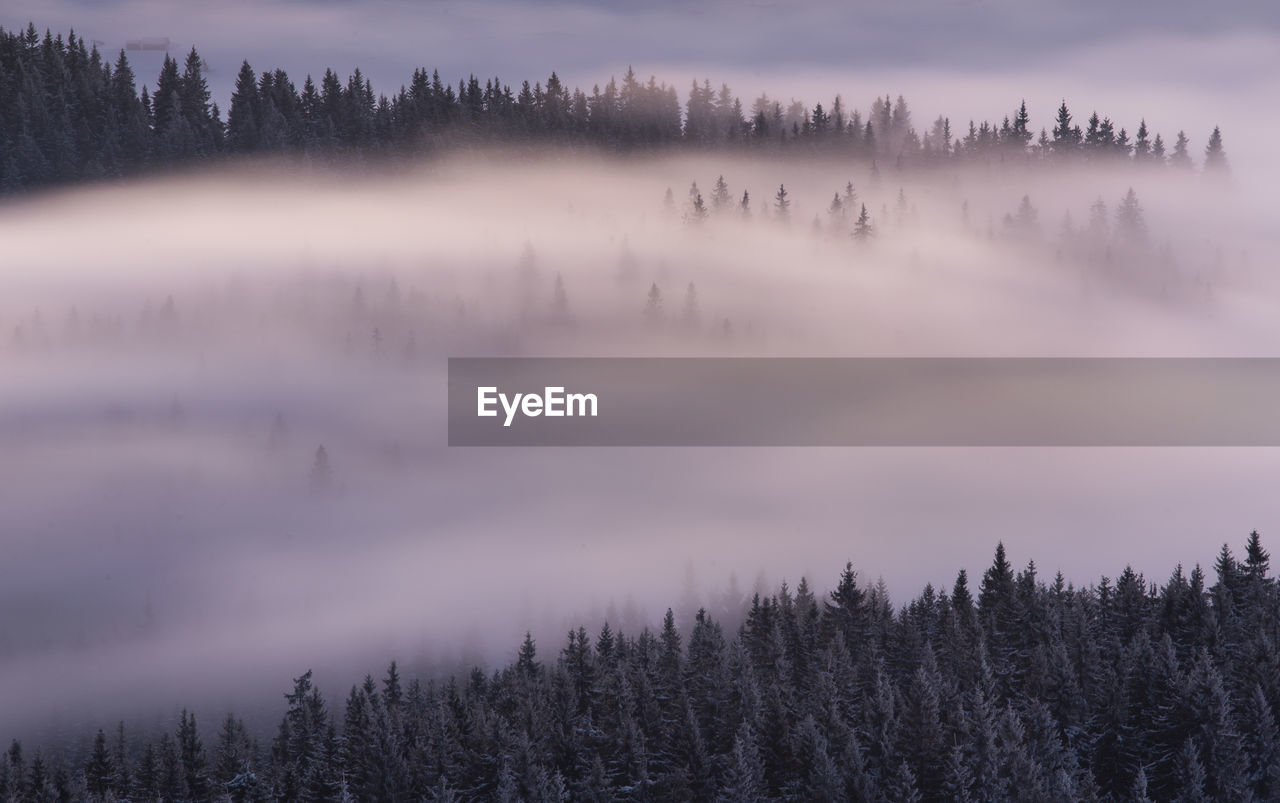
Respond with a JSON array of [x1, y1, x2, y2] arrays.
[[2, 142, 1279, 742]]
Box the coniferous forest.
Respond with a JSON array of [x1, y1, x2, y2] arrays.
[[4, 534, 1280, 801], [1, 12, 1275, 803], [0, 23, 1228, 194]]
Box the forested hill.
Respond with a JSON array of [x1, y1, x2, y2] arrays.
[[5, 533, 1280, 801], [0, 23, 1228, 194]]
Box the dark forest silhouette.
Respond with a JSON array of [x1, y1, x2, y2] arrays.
[[0, 24, 1228, 194], [4, 533, 1280, 801]]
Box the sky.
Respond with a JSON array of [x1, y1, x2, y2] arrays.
[[3, 0, 1280, 748], [6, 0, 1279, 109]]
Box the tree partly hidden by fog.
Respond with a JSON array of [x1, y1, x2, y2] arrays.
[[0, 23, 1229, 193], [5, 533, 1280, 801]]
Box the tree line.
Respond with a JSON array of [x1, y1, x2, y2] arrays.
[[4, 532, 1280, 801], [0, 23, 1228, 194]]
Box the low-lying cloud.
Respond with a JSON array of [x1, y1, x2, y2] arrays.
[[2, 145, 1279, 744]]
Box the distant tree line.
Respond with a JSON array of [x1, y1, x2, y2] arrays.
[[0, 23, 1229, 194], [5, 532, 1280, 800]]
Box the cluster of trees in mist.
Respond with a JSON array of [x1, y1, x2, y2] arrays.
[[7, 533, 1280, 801], [0, 23, 1229, 192], [0, 176, 1205, 364], [671, 172, 1208, 298], [0, 236, 771, 366]]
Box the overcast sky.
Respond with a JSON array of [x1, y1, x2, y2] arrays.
[[6, 0, 1279, 106]]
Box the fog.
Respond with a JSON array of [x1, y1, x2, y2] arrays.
[[4, 0, 1280, 752], [3, 141, 1280, 745]]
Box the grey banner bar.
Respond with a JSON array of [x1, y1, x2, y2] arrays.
[[447, 358, 1280, 446]]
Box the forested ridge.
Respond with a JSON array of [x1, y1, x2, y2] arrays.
[[0, 22, 1228, 193], [6, 533, 1280, 801]]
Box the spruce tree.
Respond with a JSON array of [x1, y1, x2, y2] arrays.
[[685, 192, 709, 224], [1151, 132, 1167, 163], [180, 47, 216, 155], [177, 710, 209, 800], [151, 54, 183, 142], [1115, 187, 1147, 248], [1171, 131, 1193, 169], [227, 61, 261, 152], [1203, 126, 1228, 172], [1133, 119, 1151, 161], [852, 204, 873, 241], [711, 175, 731, 210], [85, 729, 115, 798], [773, 184, 790, 222]]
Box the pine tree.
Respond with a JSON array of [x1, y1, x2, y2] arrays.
[[1244, 683, 1280, 800], [1171, 131, 1193, 169], [85, 729, 115, 799], [273, 670, 338, 800], [792, 715, 844, 801], [227, 60, 261, 152], [517, 631, 540, 678], [1051, 101, 1079, 156], [685, 192, 709, 224], [1010, 99, 1032, 151], [900, 658, 946, 795], [773, 184, 790, 222], [711, 175, 731, 210], [1203, 126, 1228, 173], [1007, 194, 1038, 238], [177, 709, 210, 800], [852, 204, 873, 241], [213, 713, 254, 789], [112, 722, 132, 798], [1187, 651, 1248, 800], [718, 720, 766, 802], [1115, 187, 1147, 249], [887, 759, 924, 803], [1146, 133, 1164, 165], [979, 542, 1018, 694], [134, 742, 158, 800], [941, 744, 975, 802], [1175, 737, 1209, 802], [180, 47, 216, 155], [1133, 119, 1151, 162]]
